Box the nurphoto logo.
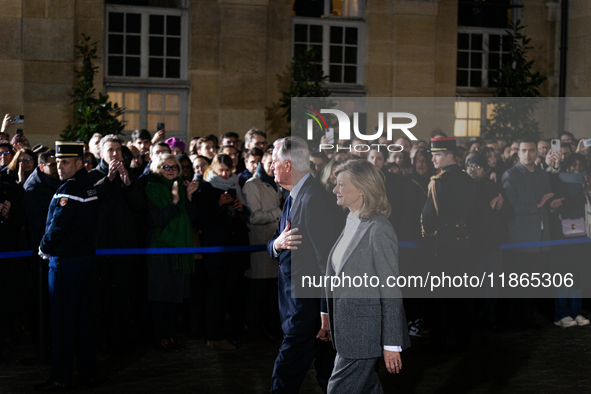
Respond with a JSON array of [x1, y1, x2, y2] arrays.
[[304, 108, 419, 153]]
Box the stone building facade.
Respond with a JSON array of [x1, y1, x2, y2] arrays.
[[0, 0, 588, 145]]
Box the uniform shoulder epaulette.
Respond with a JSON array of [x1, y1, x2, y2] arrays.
[[430, 170, 446, 182]]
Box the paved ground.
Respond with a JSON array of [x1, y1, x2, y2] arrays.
[[2, 314, 591, 394]]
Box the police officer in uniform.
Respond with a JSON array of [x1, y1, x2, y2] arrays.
[[421, 137, 475, 349], [35, 141, 99, 391]]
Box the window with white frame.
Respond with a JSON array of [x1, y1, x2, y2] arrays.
[[292, 19, 364, 85], [454, 100, 496, 137], [107, 89, 188, 140], [105, 5, 188, 80], [292, 0, 364, 86], [456, 28, 510, 89]]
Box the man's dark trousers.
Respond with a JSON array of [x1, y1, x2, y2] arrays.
[[48, 255, 96, 384], [269, 180, 338, 393], [271, 321, 335, 393]]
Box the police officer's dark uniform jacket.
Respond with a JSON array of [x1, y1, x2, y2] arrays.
[[37, 142, 99, 389], [40, 167, 99, 256], [421, 165, 475, 253], [421, 138, 476, 275]]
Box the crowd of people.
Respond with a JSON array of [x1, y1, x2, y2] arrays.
[[1, 110, 591, 385]]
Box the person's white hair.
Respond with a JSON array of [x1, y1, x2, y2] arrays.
[[273, 136, 310, 174], [150, 153, 180, 174]]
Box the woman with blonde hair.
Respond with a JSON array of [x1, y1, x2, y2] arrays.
[[324, 159, 410, 393], [319, 157, 342, 192], [145, 153, 199, 351]]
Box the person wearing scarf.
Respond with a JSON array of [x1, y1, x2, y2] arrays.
[[242, 153, 282, 339], [550, 153, 591, 328], [199, 153, 249, 350], [204, 165, 245, 204], [145, 153, 198, 351]]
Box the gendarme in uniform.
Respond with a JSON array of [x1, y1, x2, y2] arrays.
[[420, 137, 476, 348], [421, 137, 475, 261], [37, 141, 99, 391]]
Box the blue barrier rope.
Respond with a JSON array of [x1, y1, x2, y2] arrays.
[[1, 238, 589, 259], [499, 237, 591, 249], [97, 245, 267, 255], [1, 250, 34, 258]]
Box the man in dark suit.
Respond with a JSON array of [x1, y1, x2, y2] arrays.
[[267, 136, 342, 394]]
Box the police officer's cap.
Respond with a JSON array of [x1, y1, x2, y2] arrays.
[[55, 141, 84, 158], [430, 137, 456, 152]]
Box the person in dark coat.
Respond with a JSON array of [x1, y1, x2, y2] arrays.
[[22, 149, 60, 359], [88, 135, 144, 352], [466, 154, 510, 327], [267, 137, 343, 394], [0, 156, 26, 364], [199, 154, 250, 350]]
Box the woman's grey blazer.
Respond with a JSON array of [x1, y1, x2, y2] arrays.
[[324, 213, 410, 359]]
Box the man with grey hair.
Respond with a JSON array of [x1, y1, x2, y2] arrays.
[[88, 134, 141, 352], [267, 136, 343, 393], [245, 128, 267, 150]]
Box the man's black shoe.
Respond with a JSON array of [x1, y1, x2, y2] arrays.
[[34, 381, 70, 392]]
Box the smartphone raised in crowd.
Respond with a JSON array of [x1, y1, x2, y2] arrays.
[[11, 115, 24, 124], [157, 123, 165, 131], [325, 128, 334, 144], [551, 139, 561, 153]]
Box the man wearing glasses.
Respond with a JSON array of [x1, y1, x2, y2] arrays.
[[244, 128, 268, 150], [0, 141, 14, 170]]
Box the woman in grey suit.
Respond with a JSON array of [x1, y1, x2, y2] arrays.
[[324, 160, 410, 394]]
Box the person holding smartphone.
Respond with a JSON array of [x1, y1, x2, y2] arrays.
[[199, 154, 249, 350]]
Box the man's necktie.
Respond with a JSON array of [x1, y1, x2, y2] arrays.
[[285, 195, 292, 224]]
